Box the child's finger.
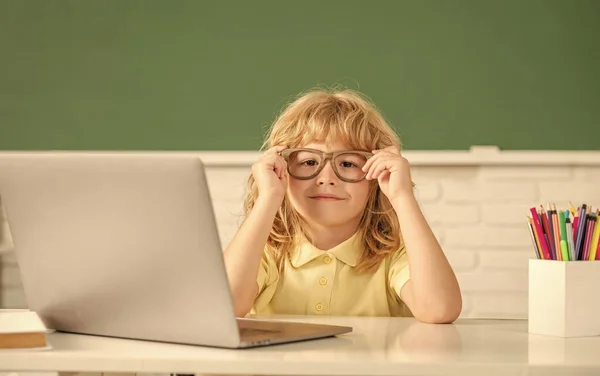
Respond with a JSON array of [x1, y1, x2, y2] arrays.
[[277, 156, 288, 179], [264, 153, 284, 179], [364, 157, 378, 178], [371, 161, 390, 180], [362, 153, 382, 172], [377, 170, 391, 182], [367, 158, 390, 180], [272, 146, 288, 178], [274, 157, 287, 179], [372, 146, 400, 156], [267, 145, 287, 156]]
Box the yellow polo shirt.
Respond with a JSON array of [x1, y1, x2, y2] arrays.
[[251, 234, 412, 317]]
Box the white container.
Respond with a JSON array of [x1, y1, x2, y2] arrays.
[[528, 259, 600, 337]]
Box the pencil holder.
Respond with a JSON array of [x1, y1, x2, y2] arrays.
[[528, 259, 600, 337]]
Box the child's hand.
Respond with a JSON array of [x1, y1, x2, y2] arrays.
[[251, 146, 288, 202], [362, 146, 413, 202]]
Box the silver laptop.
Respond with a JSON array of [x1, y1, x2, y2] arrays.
[[0, 152, 351, 348]]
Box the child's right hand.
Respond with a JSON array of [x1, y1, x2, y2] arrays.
[[251, 146, 288, 202]]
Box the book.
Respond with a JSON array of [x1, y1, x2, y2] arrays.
[[0, 310, 50, 350]]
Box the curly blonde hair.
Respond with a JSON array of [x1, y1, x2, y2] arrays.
[[243, 88, 404, 273]]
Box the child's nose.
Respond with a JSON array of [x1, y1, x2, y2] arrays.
[[316, 162, 337, 186]]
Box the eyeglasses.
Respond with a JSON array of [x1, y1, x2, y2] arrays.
[[280, 148, 373, 183]]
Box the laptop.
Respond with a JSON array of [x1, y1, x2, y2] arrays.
[[0, 152, 352, 348]]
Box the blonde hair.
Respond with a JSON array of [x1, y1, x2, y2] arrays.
[[243, 87, 404, 273]]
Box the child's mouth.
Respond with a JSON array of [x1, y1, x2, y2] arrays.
[[309, 195, 343, 201]]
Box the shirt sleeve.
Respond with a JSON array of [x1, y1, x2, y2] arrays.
[[388, 244, 411, 299], [252, 247, 280, 313]]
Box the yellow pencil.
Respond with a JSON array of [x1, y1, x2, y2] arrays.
[[569, 201, 577, 216]]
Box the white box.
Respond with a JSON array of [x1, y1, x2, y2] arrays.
[[528, 259, 600, 337]]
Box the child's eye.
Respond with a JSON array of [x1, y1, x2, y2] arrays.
[[339, 161, 358, 168], [301, 159, 319, 166]]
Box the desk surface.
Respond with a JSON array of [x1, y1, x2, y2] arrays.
[[1, 316, 600, 376]]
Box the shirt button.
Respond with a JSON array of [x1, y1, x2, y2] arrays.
[[319, 277, 327, 286], [315, 303, 324, 312], [323, 255, 332, 264]]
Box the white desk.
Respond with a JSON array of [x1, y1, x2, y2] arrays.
[[1, 316, 600, 376]]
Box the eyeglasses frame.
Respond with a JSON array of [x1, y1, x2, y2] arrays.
[[280, 148, 374, 183]]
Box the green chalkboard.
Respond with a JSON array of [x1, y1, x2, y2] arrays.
[[1, 0, 599, 150]]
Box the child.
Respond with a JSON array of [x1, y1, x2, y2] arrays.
[[224, 88, 461, 323]]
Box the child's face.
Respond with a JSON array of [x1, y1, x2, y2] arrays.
[[286, 142, 371, 230]]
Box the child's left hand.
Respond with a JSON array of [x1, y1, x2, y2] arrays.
[[362, 146, 414, 202]]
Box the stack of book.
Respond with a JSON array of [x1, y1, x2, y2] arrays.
[[0, 310, 50, 350]]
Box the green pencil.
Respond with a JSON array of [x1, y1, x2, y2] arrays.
[[559, 211, 569, 261]]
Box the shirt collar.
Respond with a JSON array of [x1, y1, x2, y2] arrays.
[[290, 233, 360, 267]]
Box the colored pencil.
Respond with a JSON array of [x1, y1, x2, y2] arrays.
[[574, 204, 588, 260], [551, 207, 562, 260], [581, 214, 596, 260], [527, 216, 541, 259], [566, 218, 575, 261], [530, 207, 551, 260], [558, 210, 569, 261], [540, 206, 554, 260], [588, 210, 600, 260]]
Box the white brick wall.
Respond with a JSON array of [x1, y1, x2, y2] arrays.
[[2, 149, 600, 320]]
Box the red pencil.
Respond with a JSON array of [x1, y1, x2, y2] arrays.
[[530, 207, 551, 260], [596, 211, 600, 261], [574, 208, 580, 236], [540, 206, 554, 259]]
